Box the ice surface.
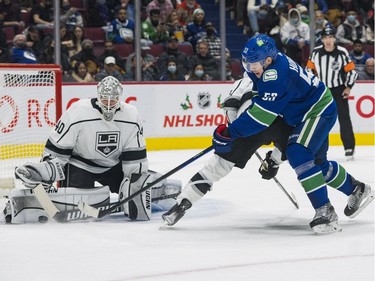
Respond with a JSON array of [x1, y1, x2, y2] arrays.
[[0, 146, 374, 281]]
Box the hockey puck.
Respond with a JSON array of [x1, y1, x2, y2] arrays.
[[38, 216, 49, 223]]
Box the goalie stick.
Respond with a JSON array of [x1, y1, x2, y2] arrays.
[[255, 151, 299, 209], [78, 146, 214, 219]]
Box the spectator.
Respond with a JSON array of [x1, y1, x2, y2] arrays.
[[336, 10, 366, 45], [296, 4, 309, 25], [365, 13, 374, 44], [197, 22, 221, 59], [176, 0, 201, 27], [95, 56, 124, 82], [125, 40, 156, 73], [314, 10, 330, 45], [23, 25, 44, 61], [358, 58, 374, 80], [10, 34, 38, 64], [166, 9, 185, 39], [156, 35, 192, 76], [141, 9, 169, 44], [159, 56, 186, 81], [225, 61, 240, 81], [30, 0, 53, 29], [123, 55, 157, 81], [186, 63, 212, 81], [60, 0, 84, 32], [63, 61, 95, 83], [190, 40, 219, 80], [70, 39, 99, 76], [235, 0, 247, 27], [38, 36, 71, 74], [315, 0, 328, 14], [0, 21, 10, 63], [0, 0, 25, 32], [280, 8, 310, 65], [264, 0, 288, 50], [98, 39, 126, 73], [246, 0, 276, 36], [185, 8, 206, 50], [108, 7, 135, 44], [325, 0, 344, 28], [114, 0, 135, 22], [349, 39, 373, 65], [66, 25, 85, 58], [146, 0, 174, 24]]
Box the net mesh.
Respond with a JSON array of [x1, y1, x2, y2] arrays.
[[0, 68, 58, 188]]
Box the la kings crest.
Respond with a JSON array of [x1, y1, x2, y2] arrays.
[[96, 131, 120, 157]]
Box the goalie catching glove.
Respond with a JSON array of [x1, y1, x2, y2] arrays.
[[15, 158, 65, 188], [258, 151, 280, 180]]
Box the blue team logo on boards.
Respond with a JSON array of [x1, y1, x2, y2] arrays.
[[197, 92, 211, 109], [263, 69, 278, 82], [96, 132, 120, 157]]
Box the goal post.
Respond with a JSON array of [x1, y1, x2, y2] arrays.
[[0, 64, 62, 189]]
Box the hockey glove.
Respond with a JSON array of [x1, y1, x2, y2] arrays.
[[212, 124, 234, 154], [258, 151, 279, 180], [15, 158, 65, 188]]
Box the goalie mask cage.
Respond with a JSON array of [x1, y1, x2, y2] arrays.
[[0, 64, 62, 189]]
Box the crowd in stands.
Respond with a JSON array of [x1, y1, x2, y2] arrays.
[[230, 0, 374, 75], [0, 0, 374, 81]]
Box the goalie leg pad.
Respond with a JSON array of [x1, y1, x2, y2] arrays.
[[120, 174, 152, 221], [15, 158, 65, 188], [4, 186, 110, 223], [147, 170, 182, 202]]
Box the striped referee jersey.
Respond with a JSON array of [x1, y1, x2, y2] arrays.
[[306, 45, 358, 88]]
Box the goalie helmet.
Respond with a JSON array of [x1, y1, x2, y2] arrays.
[[241, 34, 278, 73], [97, 76, 123, 121]]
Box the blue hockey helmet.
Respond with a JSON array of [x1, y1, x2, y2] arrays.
[[242, 34, 279, 72]]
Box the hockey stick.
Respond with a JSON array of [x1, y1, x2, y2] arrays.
[[33, 184, 60, 219], [255, 151, 299, 209], [75, 146, 214, 219]]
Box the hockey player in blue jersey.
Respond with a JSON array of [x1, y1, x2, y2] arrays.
[[163, 34, 374, 234], [214, 34, 373, 234]]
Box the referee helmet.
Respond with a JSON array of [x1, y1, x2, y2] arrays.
[[321, 26, 336, 37]]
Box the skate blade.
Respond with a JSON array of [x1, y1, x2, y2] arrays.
[[348, 190, 375, 219], [159, 220, 171, 231], [312, 220, 342, 235]]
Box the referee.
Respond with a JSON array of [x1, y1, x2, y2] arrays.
[[306, 26, 358, 160]]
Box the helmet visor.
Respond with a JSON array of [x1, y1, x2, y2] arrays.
[[242, 57, 264, 73]]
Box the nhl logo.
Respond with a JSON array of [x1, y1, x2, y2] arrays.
[[96, 132, 119, 157], [331, 61, 340, 71], [197, 92, 211, 109]]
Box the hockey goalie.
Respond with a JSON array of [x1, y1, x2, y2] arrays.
[[4, 76, 181, 223]]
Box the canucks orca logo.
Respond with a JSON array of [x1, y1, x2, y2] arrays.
[[96, 131, 119, 157], [197, 92, 211, 109], [263, 69, 278, 82]]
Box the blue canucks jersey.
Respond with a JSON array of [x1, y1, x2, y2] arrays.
[[229, 53, 336, 139]]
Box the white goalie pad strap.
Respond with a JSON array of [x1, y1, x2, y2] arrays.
[[121, 174, 152, 221], [15, 158, 65, 188], [6, 186, 110, 224]]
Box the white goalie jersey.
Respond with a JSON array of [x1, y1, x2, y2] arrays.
[[43, 98, 148, 178]]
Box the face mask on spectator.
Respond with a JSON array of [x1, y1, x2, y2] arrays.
[[63, 4, 70, 11], [316, 18, 323, 25], [226, 71, 232, 77], [206, 29, 214, 36], [16, 41, 27, 49], [195, 70, 204, 77], [290, 17, 299, 26], [187, 3, 194, 9], [347, 15, 356, 23], [168, 65, 177, 73]]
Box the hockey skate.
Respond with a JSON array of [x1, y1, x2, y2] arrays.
[[310, 202, 342, 234], [161, 199, 192, 227], [344, 179, 374, 218]]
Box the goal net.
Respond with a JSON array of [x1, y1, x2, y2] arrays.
[[0, 64, 62, 189]]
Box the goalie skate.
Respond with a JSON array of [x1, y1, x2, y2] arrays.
[[344, 180, 374, 219], [310, 202, 342, 234], [161, 199, 192, 227]]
